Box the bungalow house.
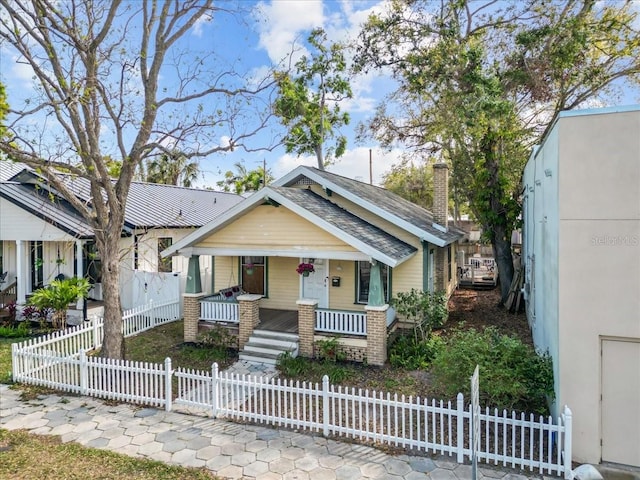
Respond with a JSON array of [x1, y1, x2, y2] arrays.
[[0, 161, 243, 310], [164, 164, 465, 366], [522, 105, 640, 467]]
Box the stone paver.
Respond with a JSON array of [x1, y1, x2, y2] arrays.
[[0, 378, 550, 480]]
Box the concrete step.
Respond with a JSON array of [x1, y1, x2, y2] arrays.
[[239, 329, 299, 365], [238, 351, 282, 365]]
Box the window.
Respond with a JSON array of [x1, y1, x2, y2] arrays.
[[241, 256, 266, 295], [157, 238, 173, 273], [447, 246, 452, 282], [83, 241, 102, 284], [356, 261, 390, 304]]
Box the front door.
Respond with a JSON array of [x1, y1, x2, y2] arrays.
[[301, 259, 328, 308]]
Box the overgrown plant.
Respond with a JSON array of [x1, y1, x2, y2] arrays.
[[388, 334, 444, 370], [391, 289, 448, 341], [198, 326, 237, 360], [315, 337, 346, 363], [430, 327, 554, 414], [28, 277, 91, 329]]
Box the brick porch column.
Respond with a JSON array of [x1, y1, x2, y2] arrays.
[[296, 299, 318, 358], [183, 293, 205, 342], [365, 304, 389, 366], [237, 294, 261, 349]]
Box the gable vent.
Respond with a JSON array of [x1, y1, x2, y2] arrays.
[[295, 177, 317, 186]]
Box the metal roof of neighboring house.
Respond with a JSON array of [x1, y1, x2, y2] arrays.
[[0, 182, 95, 238], [4, 166, 243, 230], [0, 160, 30, 182], [274, 166, 465, 247], [271, 187, 417, 264]]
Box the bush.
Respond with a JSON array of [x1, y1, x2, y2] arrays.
[[430, 327, 554, 414], [0, 322, 30, 338], [388, 334, 444, 370], [391, 289, 449, 340], [198, 326, 237, 361]]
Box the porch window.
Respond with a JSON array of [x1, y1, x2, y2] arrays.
[[356, 261, 390, 304], [241, 256, 266, 295], [30, 241, 44, 289], [157, 237, 173, 272], [83, 242, 102, 284]]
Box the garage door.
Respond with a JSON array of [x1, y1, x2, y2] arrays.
[[601, 339, 640, 466]]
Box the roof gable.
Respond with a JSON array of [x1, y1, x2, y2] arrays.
[[273, 166, 464, 247], [164, 186, 418, 267]]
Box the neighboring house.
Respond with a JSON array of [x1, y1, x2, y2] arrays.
[[522, 106, 640, 467], [164, 164, 464, 366], [0, 161, 243, 309]]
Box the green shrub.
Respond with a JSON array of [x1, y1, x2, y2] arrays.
[[0, 322, 30, 338], [391, 289, 449, 341], [430, 327, 554, 414], [388, 334, 444, 370], [315, 337, 346, 363], [277, 351, 312, 377], [198, 326, 237, 361]]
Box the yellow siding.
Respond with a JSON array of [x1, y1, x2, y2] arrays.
[[213, 256, 238, 292], [261, 257, 299, 310], [327, 261, 364, 312], [197, 205, 357, 252], [392, 251, 424, 295]]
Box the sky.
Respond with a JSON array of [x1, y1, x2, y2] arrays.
[[0, 0, 403, 188], [1, 0, 639, 190]]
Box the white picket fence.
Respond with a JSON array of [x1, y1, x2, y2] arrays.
[[11, 309, 573, 478], [173, 364, 572, 478]]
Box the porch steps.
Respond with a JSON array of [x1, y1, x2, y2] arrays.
[[239, 330, 299, 365]]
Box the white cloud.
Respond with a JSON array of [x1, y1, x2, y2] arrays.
[[255, 0, 325, 65]]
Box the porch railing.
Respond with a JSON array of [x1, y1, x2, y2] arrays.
[[200, 298, 239, 323], [315, 309, 367, 336]]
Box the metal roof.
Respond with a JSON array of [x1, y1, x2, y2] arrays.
[[0, 161, 30, 182], [4, 167, 243, 230], [0, 182, 95, 238], [274, 166, 465, 247], [270, 187, 418, 264]]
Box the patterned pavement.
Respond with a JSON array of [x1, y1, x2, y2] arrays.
[[0, 381, 554, 480]]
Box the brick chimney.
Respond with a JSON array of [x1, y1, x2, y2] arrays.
[[433, 162, 449, 230]]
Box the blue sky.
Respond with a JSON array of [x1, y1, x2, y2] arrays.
[[1, 1, 638, 189], [0, 0, 402, 188]]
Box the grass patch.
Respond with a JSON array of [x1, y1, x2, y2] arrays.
[[0, 338, 28, 384], [0, 429, 219, 479], [125, 321, 237, 372]]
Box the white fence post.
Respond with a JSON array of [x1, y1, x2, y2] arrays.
[[149, 299, 156, 328], [80, 349, 88, 395], [563, 406, 573, 479], [457, 393, 464, 463], [11, 343, 18, 382], [92, 316, 100, 348], [211, 362, 219, 418], [165, 357, 172, 412], [322, 375, 330, 437]]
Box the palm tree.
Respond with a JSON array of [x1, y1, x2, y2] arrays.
[[216, 161, 273, 194], [146, 151, 200, 187]]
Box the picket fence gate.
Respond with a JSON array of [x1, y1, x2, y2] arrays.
[[11, 305, 572, 479]]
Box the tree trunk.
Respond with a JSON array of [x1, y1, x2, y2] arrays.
[[315, 144, 324, 170], [491, 225, 515, 304], [96, 230, 124, 359]]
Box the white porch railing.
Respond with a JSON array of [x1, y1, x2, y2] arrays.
[[200, 298, 239, 323], [315, 309, 367, 336]]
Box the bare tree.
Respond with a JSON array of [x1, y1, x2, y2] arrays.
[[0, 0, 274, 358]]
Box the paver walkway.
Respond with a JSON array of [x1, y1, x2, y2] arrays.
[[0, 382, 550, 480]]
